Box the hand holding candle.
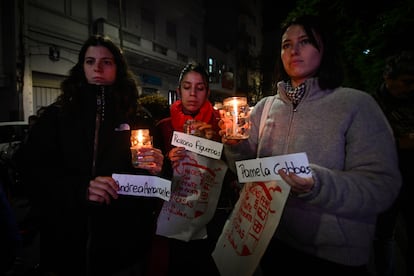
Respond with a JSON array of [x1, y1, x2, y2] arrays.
[[183, 119, 215, 139], [130, 129, 158, 170], [222, 96, 251, 139], [131, 129, 152, 148]]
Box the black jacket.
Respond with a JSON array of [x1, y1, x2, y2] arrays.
[[16, 85, 161, 276]]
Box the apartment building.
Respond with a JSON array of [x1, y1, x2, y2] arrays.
[[0, 0, 263, 122]]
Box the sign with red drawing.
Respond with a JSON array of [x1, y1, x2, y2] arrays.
[[156, 151, 227, 241], [212, 179, 290, 276]]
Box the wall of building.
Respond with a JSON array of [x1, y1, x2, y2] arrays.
[[0, 0, 264, 122], [0, 0, 20, 121], [17, 0, 206, 121]]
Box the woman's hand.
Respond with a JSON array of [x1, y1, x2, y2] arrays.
[[168, 146, 186, 162], [88, 176, 119, 204], [278, 169, 315, 194], [197, 122, 215, 139], [218, 119, 242, 145], [167, 146, 187, 168], [186, 120, 216, 139], [133, 147, 164, 175]]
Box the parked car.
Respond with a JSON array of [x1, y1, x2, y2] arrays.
[[0, 121, 28, 195], [0, 121, 28, 154], [0, 121, 40, 275]]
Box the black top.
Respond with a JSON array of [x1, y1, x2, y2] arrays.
[[16, 85, 161, 275]]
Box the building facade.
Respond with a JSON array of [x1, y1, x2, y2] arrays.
[[0, 0, 263, 122]]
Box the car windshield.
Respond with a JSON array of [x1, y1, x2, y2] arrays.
[[0, 122, 28, 144], [0, 122, 29, 159]]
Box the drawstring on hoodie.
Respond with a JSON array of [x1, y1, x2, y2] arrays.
[[91, 85, 105, 177]]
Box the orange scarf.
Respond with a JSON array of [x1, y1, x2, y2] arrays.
[[170, 100, 214, 131]]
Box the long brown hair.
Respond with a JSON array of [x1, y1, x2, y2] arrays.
[[57, 34, 139, 121]]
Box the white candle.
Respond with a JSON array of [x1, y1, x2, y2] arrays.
[[223, 96, 250, 139], [232, 99, 239, 135], [130, 129, 153, 168]]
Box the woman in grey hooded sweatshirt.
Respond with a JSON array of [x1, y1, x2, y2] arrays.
[[220, 14, 401, 276]]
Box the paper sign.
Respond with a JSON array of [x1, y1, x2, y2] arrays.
[[212, 179, 290, 276], [235, 152, 311, 183], [156, 152, 227, 241], [113, 173, 171, 201], [171, 131, 223, 159]]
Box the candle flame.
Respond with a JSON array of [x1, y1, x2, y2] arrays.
[[131, 129, 150, 147]]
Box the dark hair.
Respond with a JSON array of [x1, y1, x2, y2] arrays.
[[383, 51, 414, 79], [57, 34, 139, 120], [178, 62, 210, 90], [275, 14, 344, 90]]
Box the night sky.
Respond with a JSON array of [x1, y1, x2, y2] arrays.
[[204, 0, 297, 52]]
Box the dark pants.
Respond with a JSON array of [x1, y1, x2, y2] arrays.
[[168, 238, 220, 276]]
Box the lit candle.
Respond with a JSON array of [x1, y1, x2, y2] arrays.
[[223, 96, 250, 139], [130, 129, 153, 168], [232, 99, 239, 136], [131, 129, 151, 148]]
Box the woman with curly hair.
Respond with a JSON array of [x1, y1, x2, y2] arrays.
[[17, 35, 164, 276]]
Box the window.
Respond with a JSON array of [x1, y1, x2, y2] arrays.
[[208, 57, 214, 74], [141, 7, 155, 39], [107, 0, 126, 27], [177, 53, 188, 63], [166, 20, 177, 48], [190, 35, 197, 48], [166, 21, 177, 38], [141, 8, 155, 24], [208, 57, 217, 83], [153, 43, 167, 56]]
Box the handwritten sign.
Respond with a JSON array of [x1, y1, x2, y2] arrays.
[[235, 152, 311, 183], [113, 173, 171, 201], [156, 152, 227, 241], [212, 179, 290, 276], [171, 131, 223, 159]]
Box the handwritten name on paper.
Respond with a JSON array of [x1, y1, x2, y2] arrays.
[[113, 173, 171, 201], [171, 131, 223, 159], [235, 152, 311, 183]]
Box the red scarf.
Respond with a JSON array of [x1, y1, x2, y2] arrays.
[[170, 100, 214, 131]]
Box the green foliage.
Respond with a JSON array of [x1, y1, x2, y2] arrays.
[[138, 94, 170, 122], [283, 0, 414, 93]]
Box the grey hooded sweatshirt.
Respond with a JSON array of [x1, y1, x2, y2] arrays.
[[224, 77, 401, 266]]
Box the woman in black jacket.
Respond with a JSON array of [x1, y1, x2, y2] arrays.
[[16, 35, 164, 276]]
